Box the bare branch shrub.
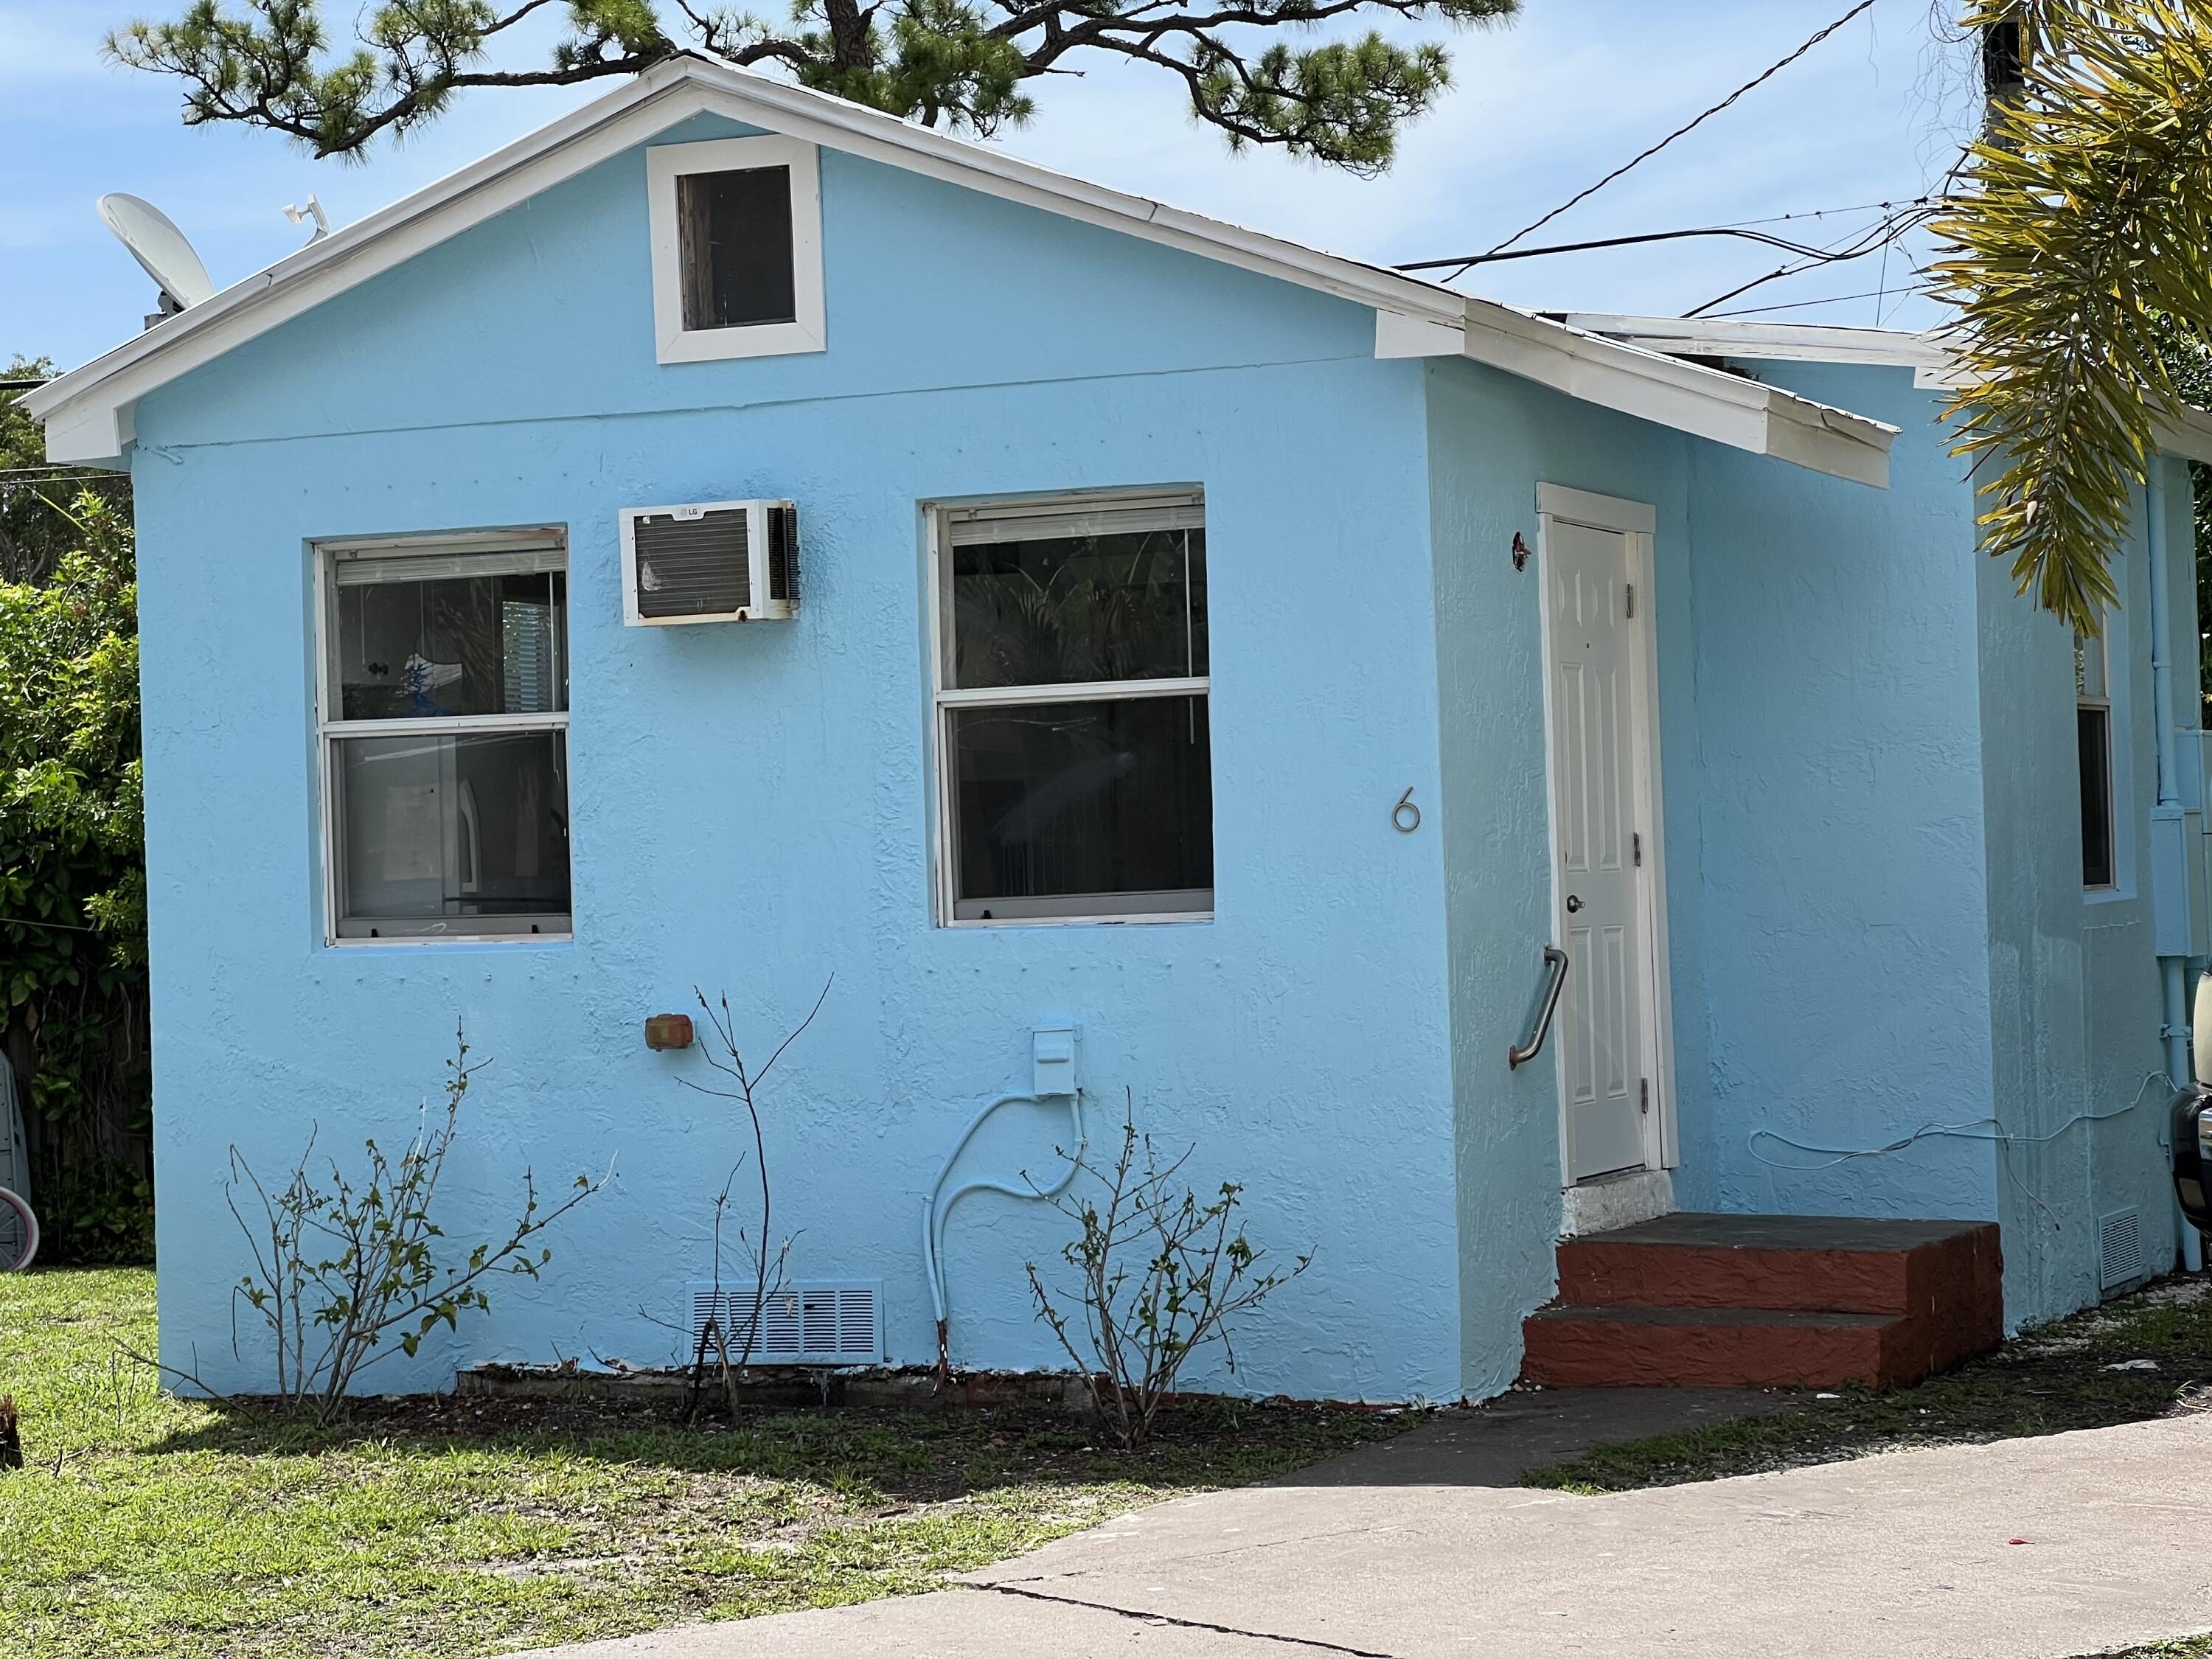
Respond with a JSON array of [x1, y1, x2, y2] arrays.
[[1026, 1096, 1310, 1449], [669, 981, 830, 1421], [220, 1024, 606, 1423]]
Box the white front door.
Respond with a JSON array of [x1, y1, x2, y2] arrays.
[[1543, 510, 1660, 1182]]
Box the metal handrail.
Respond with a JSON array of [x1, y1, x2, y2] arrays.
[[1508, 946, 1570, 1070]]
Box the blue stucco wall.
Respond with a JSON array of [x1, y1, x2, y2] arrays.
[[1678, 364, 2000, 1227], [128, 117, 1472, 1401], [1976, 453, 2183, 1326], [1684, 360, 2182, 1326], [1424, 359, 1706, 1393]]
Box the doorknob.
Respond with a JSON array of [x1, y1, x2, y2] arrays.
[[1565, 894, 1584, 913]]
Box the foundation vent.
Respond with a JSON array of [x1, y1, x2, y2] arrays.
[[2098, 1206, 2146, 1295], [686, 1279, 882, 1366]]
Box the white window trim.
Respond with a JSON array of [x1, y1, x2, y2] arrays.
[[925, 490, 1214, 928], [2078, 625, 2120, 894], [647, 135, 826, 364], [313, 529, 574, 947]]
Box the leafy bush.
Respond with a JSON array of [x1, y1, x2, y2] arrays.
[[0, 489, 151, 1262]]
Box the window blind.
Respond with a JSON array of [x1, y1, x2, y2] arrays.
[[945, 495, 1203, 546]]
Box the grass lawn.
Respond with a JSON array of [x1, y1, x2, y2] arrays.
[[1522, 1271, 2212, 1494], [0, 1267, 1406, 1659]]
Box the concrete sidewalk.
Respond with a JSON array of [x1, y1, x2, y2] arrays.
[[524, 1402, 2212, 1659]]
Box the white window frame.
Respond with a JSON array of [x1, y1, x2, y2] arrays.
[[925, 488, 1214, 928], [2077, 625, 2118, 892], [647, 135, 826, 365], [313, 527, 574, 947]]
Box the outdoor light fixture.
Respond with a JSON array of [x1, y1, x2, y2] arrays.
[[644, 1013, 695, 1051]]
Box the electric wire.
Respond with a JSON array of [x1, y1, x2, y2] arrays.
[[1701, 282, 1929, 318], [1684, 201, 1938, 316], [1394, 204, 1935, 273], [1470, 0, 1881, 274], [1747, 1071, 2174, 1172]]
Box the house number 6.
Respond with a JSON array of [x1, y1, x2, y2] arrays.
[[1393, 788, 1421, 833]]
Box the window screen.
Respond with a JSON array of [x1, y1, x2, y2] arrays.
[[2077, 628, 2115, 889], [321, 538, 572, 939], [678, 167, 797, 331], [933, 493, 1212, 922]]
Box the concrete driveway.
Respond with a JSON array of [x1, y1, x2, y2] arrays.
[[522, 1398, 2212, 1658]]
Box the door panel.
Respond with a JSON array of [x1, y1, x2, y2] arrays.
[[1546, 518, 1651, 1181]]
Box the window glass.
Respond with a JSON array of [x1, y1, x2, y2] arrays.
[[335, 732, 571, 934], [949, 527, 1206, 690], [2079, 706, 2115, 888], [2076, 626, 2115, 888], [335, 571, 566, 720], [947, 698, 1212, 919], [678, 167, 796, 330], [321, 540, 571, 941], [933, 493, 1212, 925]]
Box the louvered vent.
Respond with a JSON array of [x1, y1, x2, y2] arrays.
[[2098, 1206, 2146, 1293], [765, 502, 799, 608], [620, 500, 799, 624], [686, 1279, 882, 1366], [633, 508, 750, 619]]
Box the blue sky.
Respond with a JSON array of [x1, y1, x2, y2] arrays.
[[2, 0, 1980, 374]]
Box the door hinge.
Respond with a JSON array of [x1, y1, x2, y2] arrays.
[[1632, 831, 1642, 868], [1640, 1078, 1650, 1115], [1624, 581, 1635, 619]]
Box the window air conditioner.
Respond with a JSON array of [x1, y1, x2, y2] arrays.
[[620, 499, 799, 625]]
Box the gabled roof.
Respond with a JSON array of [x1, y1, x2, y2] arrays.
[[27, 55, 1896, 486]]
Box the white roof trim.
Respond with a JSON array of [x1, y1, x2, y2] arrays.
[[1557, 313, 1958, 370], [27, 55, 1894, 486], [2155, 407, 2212, 466]]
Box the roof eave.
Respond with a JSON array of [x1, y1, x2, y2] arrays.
[[1455, 305, 1896, 486], [27, 55, 1894, 488]]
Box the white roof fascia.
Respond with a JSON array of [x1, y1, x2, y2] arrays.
[[28, 55, 1894, 486], [1559, 313, 1957, 369], [2154, 406, 2212, 465], [1461, 305, 1896, 487]]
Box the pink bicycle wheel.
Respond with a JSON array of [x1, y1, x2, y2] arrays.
[[0, 1188, 37, 1273]]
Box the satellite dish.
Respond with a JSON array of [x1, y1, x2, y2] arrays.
[[97, 193, 215, 321]]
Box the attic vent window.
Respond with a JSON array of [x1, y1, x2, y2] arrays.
[[678, 167, 796, 330], [648, 136, 824, 364]]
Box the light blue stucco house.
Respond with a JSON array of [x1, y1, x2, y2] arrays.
[[28, 56, 2212, 1403]]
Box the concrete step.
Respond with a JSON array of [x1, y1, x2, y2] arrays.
[[1555, 1213, 2002, 1317], [1523, 1212, 2004, 1389]]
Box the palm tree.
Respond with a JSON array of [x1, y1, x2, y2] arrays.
[[1934, 0, 2212, 635]]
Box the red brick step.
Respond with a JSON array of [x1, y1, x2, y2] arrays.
[[1523, 1212, 2002, 1390]]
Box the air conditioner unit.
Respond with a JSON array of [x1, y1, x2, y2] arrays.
[[620, 499, 799, 625]]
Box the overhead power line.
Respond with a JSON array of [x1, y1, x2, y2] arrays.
[[1684, 202, 1938, 316], [1703, 282, 1930, 319], [1395, 198, 1935, 272], [1472, 0, 1881, 275]]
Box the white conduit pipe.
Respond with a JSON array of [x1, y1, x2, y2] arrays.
[[2147, 473, 2205, 1271], [921, 1089, 1087, 1381]]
